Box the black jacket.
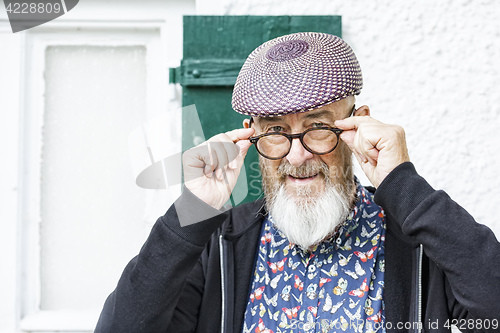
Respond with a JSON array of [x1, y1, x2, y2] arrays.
[[95, 163, 500, 333]]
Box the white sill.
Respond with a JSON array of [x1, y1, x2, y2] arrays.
[[20, 310, 100, 332]]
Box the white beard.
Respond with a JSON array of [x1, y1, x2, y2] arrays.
[[268, 181, 351, 251]]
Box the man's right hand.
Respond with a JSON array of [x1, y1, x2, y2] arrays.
[[182, 128, 255, 209]]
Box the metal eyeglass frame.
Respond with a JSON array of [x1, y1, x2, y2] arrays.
[[248, 105, 355, 160]]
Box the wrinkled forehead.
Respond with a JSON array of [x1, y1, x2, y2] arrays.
[[251, 98, 354, 126]]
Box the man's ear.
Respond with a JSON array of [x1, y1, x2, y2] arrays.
[[353, 105, 370, 117], [243, 118, 251, 129]]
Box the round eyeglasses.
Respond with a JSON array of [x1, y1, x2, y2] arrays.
[[248, 105, 355, 160], [249, 126, 343, 160]]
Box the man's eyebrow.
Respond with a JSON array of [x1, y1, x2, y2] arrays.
[[255, 116, 283, 124], [254, 109, 335, 126], [302, 110, 335, 120]]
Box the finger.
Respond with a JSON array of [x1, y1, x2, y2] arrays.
[[212, 131, 246, 160], [187, 128, 255, 179], [364, 148, 379, 166], [350, 146, 368, 165], [183, 146, 207, 169], [235, 139, 253, 156], [360, 128, 383, 164], [227, 131, 254, 169], [339, 130, 369, 164], [354, 131, 378, 166], [228, 144, 247, 170], [225, 127, 255, 143], [204, 143, 219, 178], [338, 118, 381, 164], [334, 116, 378, 131], [339, 130, 356, 150], [364, 144, 380, 165], [210, 141, 240, 175], [208, 141, 233, 181], [226, 128, 255, 168]]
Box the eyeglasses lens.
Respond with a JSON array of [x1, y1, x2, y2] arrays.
[[303, 129, 338, 154], [256, 129, 338, 159], [257, 134, 289, 159]]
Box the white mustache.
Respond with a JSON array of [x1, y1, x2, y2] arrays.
[[276, 160, 329, 179]]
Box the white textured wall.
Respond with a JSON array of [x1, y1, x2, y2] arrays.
[[0, 0, 498, 331], [198, 0, 500, 238]]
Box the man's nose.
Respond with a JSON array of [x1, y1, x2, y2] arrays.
[[286, 138, 314, 167]]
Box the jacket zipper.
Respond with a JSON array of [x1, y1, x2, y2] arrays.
[[219, 234, 226, 333], [415, 244, 423, 333], [222, 230, 423, 333]]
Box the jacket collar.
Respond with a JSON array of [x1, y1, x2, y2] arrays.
[[222, 198, 267, 239]]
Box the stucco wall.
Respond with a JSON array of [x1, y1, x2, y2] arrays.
[[199, 0, 500, 238]]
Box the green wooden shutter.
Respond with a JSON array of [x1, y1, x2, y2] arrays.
[[171, 15, 342, 205]]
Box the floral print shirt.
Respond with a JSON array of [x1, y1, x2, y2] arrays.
[[243, 182, 386, 333]]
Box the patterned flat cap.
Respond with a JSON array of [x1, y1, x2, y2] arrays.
[[232, 32, 363, 117]]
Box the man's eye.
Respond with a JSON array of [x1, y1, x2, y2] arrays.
[[311, 122, 326, 128], [268, 126, 285, 133]]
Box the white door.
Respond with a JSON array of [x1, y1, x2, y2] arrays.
[[0, 1, 195, 332]]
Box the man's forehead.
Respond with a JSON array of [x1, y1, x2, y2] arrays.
[[254, 103, 347, 124]]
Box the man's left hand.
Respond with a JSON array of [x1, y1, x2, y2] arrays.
[[334, 116, 410, 188]]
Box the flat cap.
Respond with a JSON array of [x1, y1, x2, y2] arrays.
[[232, 32, 362, 117]]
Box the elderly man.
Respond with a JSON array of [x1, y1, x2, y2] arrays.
[[95, 33, 500, 332]]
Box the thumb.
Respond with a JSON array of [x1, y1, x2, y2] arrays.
[[340, 129, 371, 164], [226, 127, 255, 142], [334, 117, 359, 131], [228, 136, 254, 170], [227, 127, 254, 156], [339, 130, 356, 151], [236, 139, 253, 157]]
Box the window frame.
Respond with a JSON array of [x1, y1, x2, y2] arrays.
[[18, 21, 168, 332]]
